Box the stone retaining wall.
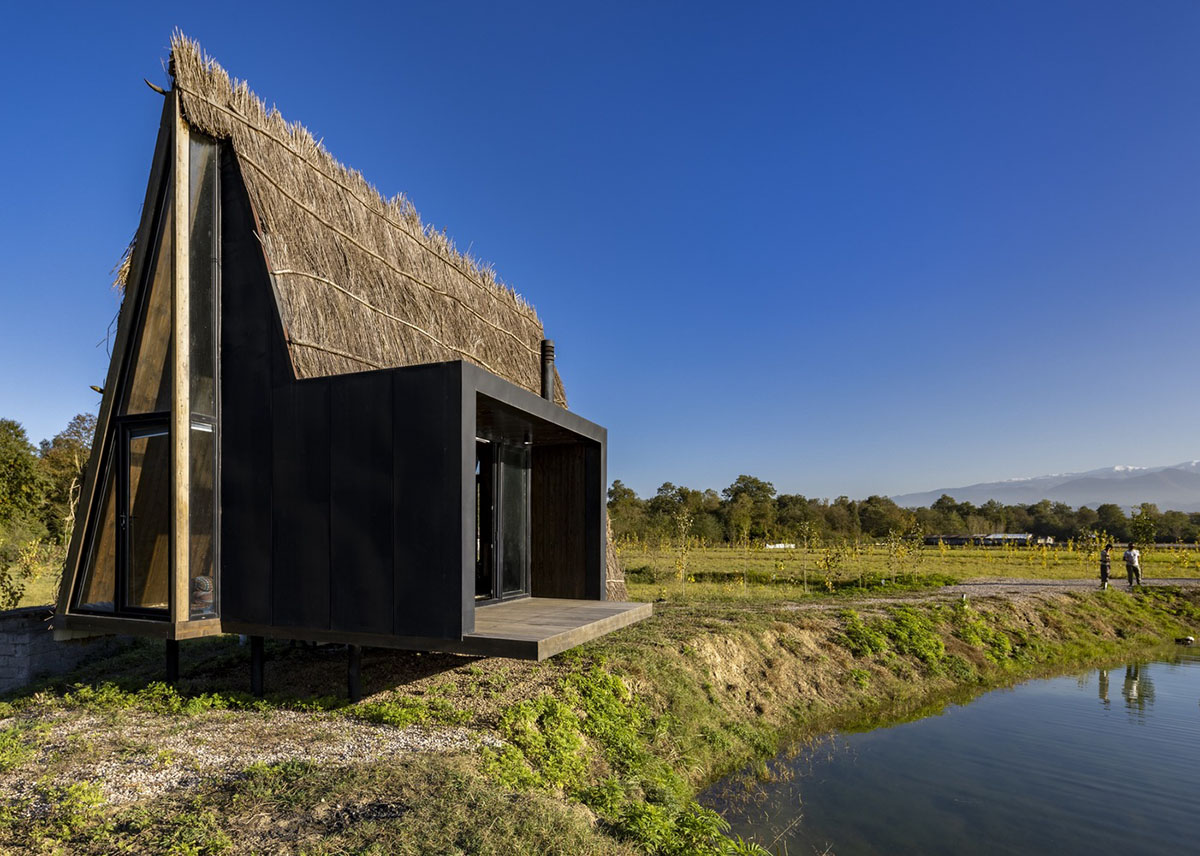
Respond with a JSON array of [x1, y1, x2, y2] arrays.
[[0, 607, 129, 694]]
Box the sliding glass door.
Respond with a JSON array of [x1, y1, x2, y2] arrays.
[[475, 440, 530, 603]]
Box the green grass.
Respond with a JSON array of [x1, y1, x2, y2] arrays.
[[619, 541, 1200, 600], [14, 569, 58, 608], [6, 571, 1200, 854]]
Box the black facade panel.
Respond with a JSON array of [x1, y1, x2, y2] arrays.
[[272, 380, 332, 629], [531, 445, 586, 598], [218, 154, 275, 625], [392, 365, 464, 640], [330, 372, 394, 635], [585, 441, 604, 600]]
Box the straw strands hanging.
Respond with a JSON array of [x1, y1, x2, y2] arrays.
[[168, 33, 565, 406]]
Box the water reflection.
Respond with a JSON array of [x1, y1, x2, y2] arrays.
[[1122, 663, 1155, 714], [704, 650, 1200, 856]]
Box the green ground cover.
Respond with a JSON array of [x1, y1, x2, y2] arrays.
[[3, 580, 1200, 854]]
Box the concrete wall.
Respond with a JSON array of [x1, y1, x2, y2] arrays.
[[0, 608, 129, 694]]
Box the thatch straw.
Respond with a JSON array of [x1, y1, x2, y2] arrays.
[[168, 33, 565, 405]]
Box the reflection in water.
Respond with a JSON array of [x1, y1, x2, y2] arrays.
[[704, 651, 1200, 856], [1122, 663, 1155, 714]]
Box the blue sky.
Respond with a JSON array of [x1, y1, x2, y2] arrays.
[[1, 1, 1198, 500]]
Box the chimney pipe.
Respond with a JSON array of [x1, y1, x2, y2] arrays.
[[540, 339, 555, 401]]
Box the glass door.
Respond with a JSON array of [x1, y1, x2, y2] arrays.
[[121, 421, 171, 614], [475, 441, 496, 601], [475, 440, 530, 603], [498, 444, 530, 598]]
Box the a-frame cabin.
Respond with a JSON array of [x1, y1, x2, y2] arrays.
[[55, 36, 648, 680]]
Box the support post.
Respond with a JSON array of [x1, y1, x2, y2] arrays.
[[166, 639, 180, 683], [250, 636, 264, 697], [348, 644, 362, 702]]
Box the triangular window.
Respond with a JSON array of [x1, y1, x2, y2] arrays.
[[73, 170, 174, 614], [121, 203, 174, 415]]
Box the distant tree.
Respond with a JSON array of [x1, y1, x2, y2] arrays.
[[0, 419, 46, 532], [1095, 504, 1129, 541], [607, 479, 637, 508], [858, 495, 913, 538], [775, 493, 818, 539], [606, 480, 646, 541], [721, 475, 776, 504], [824, 496, 861, 539], [38, 413, 96, 542], [980, 499, 1007, 531], [1075, 506, 1099, 535], [1158, 510, 1191, 543], [1027, 500, 1060, 539], [1130, 503, 1159, 546], [721, 475, 777, 540], [924, 495, 965, 534], [1005, 504, 1033, 533], [724, 493, 754, 544]]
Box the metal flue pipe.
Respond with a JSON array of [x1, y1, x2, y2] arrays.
[[540, 339, 555, 401]]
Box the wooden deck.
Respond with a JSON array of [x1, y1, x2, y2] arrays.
[[464, 597, 652, 660]]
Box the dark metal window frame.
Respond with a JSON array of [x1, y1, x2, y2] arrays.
[[116, 414, 172, 618]]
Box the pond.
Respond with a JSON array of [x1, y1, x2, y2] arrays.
[[701, 649, 1200, 855]]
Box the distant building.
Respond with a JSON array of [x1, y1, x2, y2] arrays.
[[922, 533, 1046, 547]]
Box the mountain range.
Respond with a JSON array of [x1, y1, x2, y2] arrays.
[[891, 461, 1200, 512]]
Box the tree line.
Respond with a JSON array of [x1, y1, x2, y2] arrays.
[[0, 414, 95, 605], [608, 475, 1200, 545]]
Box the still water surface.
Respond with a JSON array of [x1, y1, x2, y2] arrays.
[[702, 650, 1200, 855]]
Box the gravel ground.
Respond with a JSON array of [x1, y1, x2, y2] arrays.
[[1, 708, 502, 813], [943, 576, 1200, 598]]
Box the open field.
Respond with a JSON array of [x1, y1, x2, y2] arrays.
[[619, 541, 1200, 604], [16, 572, 58, 609]]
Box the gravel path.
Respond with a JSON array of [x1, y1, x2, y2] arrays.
[[943, 577, 1200, 598]]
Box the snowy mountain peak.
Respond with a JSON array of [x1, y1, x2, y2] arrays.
[[891, 460, 1200, 511]]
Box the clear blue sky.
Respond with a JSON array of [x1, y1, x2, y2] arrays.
[[2, 1, 1198, 500]]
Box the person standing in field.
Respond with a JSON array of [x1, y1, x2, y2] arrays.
[[1123, 542, 1141, 587], [1100, 543, 1112, 590]]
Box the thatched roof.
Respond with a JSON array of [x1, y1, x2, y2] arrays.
[[167, 34, 565, 405]]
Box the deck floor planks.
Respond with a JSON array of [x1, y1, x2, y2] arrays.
[[465, 597, 652, 659]]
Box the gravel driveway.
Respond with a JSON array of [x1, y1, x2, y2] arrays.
[[943, 577, 1200, 598]]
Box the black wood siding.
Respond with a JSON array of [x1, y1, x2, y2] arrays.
[[392, 365, 465, 639], [331, 372, 394, 635], [219, 154, 275, 626], [219, 158, 605, 644], [220, 177, 467, 640], [271, 379, 332, 629]]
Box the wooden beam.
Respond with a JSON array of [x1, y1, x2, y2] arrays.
[[172, 92, 191, 624], [52, 613, 222, 641]]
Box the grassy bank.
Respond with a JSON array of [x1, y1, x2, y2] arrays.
[[2, 585, 1200, 854]]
